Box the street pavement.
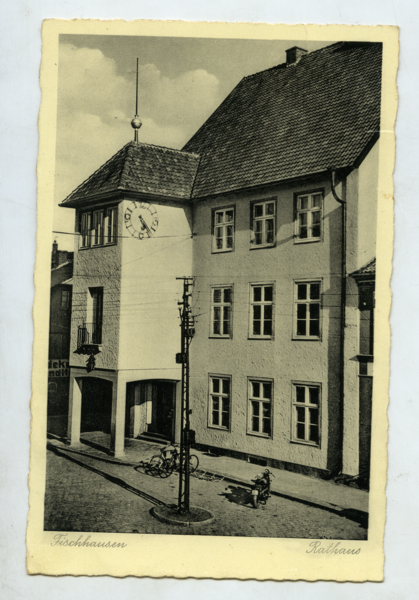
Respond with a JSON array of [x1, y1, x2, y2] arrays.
[[44, 436, 368, 539]]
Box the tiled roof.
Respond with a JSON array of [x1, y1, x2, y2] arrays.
[[60, 142, 200, 206], [351, 258, 376, 278], [184, 42, 382, 198]]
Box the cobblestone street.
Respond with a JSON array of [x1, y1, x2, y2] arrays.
[[44, 445, 367, 539]]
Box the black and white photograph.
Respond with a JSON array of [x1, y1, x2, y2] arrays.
[[26, 20, 396, 580]]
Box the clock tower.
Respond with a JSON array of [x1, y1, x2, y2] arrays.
[[60, 140, 199, 457]]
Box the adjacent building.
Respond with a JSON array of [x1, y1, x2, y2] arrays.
[[57, 41, 381, 479], [48, 242, 73, 435]]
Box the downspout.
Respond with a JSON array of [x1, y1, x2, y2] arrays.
[[329, 169, 346, 475]]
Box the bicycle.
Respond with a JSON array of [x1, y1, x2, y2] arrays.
[[148, 444, 199, 478]]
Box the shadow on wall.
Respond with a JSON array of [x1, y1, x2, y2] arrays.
[[326, 203, 344, 473]]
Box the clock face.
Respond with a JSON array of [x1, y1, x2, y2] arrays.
[[124, 201, 159, 239]]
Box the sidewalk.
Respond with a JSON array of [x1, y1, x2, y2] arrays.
[[47, 431, 369, 518]]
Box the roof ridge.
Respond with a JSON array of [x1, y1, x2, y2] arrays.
[[130, 140, 200, 158], [62, 142, 132, 204], [242, 41, 375, 81], [118, 143, 134, 189]]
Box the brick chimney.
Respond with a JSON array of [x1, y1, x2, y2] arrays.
[[286, 46, 308, 65], [52, 240, 58, 269]]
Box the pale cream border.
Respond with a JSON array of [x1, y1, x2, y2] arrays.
[[27, 19, 398, 580]]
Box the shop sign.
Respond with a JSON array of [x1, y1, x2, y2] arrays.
[[48, 359, 69, 378]]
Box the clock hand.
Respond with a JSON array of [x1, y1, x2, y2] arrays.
[[138, 214, 152, 236]]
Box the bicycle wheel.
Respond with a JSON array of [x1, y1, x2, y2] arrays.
[[189, 454, 199, 473], [148, 455, 164, 476], [160, 458, 174, 478]]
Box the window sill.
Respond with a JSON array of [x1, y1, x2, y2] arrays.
[[79, 242, 117, 250], [212, 248, 234, 254], [249, 243, 276, 250], [292, 336, 321, 342], [293, 237, 321, 245], [209, 335, 232, 340], [356, 354, 374, 362], [246, 431, 272, 440], [208, 425, 230, 432], [248, 336, 274, 341], [290, 439, 320, 448]]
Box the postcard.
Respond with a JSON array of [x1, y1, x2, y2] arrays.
[[27, 19, 398, 580]]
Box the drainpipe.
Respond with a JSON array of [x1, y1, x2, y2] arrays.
[[329, 169, 346, 476]]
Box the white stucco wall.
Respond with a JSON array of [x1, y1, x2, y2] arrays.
[[118, 198, 193, 380], [189, 176, 343, 472]]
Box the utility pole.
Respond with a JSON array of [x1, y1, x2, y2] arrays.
[[176, 277, 195, 514]]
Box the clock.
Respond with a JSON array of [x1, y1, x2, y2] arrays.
[[124, 201, 159, 239]]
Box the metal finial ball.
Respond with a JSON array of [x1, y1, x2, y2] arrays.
[[131, 116, 142, 130]]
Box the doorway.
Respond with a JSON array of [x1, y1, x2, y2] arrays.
[[80, 377, 113, 434], [149, 381, 175, 439], [126, 380, 176, 441]]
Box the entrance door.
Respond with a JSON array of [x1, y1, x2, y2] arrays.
[[147, 381, 175, 440], [154, 382, 175, 439]]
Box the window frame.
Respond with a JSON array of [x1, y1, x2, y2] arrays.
[[92, 209, 104, 246], [79, 206, 118, 249], [247, 377, 274, 439], [293, 189, 324, 244], [212, 206, 235, 253], [105, 207, 118, 245], [88, 287, 104, 345], [209, 285, 233, 339], [249, 282, 275, 340], [208, 374, 232, 431], [293, 279, 322, 341], [358, 283, 375, 357], [291, 381, 322, 447], [250, 198, 277, 249], [60, 289, 70, 310]]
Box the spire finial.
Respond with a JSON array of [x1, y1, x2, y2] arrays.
[[131, 58, 142, 142]]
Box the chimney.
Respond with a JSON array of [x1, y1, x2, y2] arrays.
[[52, 240, 58, 269], [286, 46, 308, 65]]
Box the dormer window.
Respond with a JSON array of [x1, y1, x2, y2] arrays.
[[80, 207, 118, 248]]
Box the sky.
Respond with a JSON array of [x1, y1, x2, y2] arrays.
[[54, 35, 331, 250]]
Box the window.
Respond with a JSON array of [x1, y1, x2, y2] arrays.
[[248, 379, 272, 437], [92, 210, 104, 246], [60, 289, 70, 309], [81, 212, 92, 248], [211, 286, 233, 337], [251, 199, 276, 247], [213, 208, 234, 252], [294, 281, 321, 339], [87, 287, 103, 344], [80, 207, 117, 248], [209, 376, 231, 429], [295, 192, 322, 241], [106, 207, 118, 244], [250, 284, 274, 338], [359, 284, 374, 355], [292, 383, 321, 445]]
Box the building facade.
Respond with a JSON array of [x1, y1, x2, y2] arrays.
[[48, 243, 73, 436], [58, 42, 381, 478]]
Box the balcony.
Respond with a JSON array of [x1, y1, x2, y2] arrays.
[[75, 322, 102, 355]]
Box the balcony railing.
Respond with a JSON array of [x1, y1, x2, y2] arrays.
[[77, 322, 102, 349]]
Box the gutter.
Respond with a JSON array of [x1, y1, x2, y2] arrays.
[[329, 168, 346, 476]]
